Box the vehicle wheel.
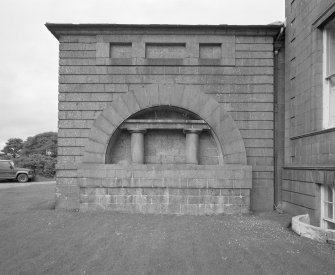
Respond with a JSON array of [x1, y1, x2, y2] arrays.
[[17, 174, 29, 183]]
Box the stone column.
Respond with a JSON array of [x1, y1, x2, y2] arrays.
[[130, 129, 146, 164], [184, 129, 201, 164]]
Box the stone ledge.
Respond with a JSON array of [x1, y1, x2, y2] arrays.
[[292, 214, 335, 243], [78, 177, 251, 189], [77, 164, 252, 188]]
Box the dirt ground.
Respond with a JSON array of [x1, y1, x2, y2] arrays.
[[0, 183, 334, 275]]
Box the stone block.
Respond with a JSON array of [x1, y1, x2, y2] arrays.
[[187, 178, 207, 188], [138, 178, 161, 188], [167, 203, 181, 215], [213, 204, 225, 214], [236, 43, 273, 52], [57, 170, 78, 178], [198, 98, 220, 121], [60, 43, 95, 51], [141, 187, 158, 196], [224, 205, 239, 215], [122, 93, 141, 115], [102, 178, 121, 188], [158, 84, 184, 107], [207, 189, 221, 196], [78, 177, 101, 187], [187, 196, 202, 204], [160, 204, 169, 214], [146, 203, 162, 214], [146, 85, 160, 106], [204, 204, 215, 215], [180, 188, 200, 196], [93, 116, 116, 137], [229, 196, 243, 205], [164, 178, 181, 188], [60, 51, 95, 59], [88, 126, 110, 145], [169, 195, 187, 204], [82, 152, 105, 164], [181, 204, 198, 215], [131, 87, 150, 109], [111, 96, 132, 119], [168, 188, 179, 196]]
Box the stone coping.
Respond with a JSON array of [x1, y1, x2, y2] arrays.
[[292, 214, 335, 244], [46, 23, 282, 40]]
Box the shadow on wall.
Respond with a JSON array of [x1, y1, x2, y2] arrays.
[[106, 106, 220, 165]]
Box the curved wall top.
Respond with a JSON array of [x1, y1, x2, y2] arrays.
[[82, 84, 247, 165]]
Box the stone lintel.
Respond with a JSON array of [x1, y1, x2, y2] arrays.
[[121, 119, 210, 131]]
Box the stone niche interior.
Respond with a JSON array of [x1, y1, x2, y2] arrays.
[[106, 106, 220, 165]]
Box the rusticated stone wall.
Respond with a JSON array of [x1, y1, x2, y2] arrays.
[[46, 24, 282, 214], [79, 164, 251, 215]]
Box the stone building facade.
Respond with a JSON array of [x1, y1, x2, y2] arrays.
[[47, 23, 283, 214], [282, 0, 335, 229]]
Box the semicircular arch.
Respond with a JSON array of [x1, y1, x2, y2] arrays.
[[82, 85, 247, 165]]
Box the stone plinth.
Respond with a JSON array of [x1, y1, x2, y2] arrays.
[[77, 164, 252, 215]]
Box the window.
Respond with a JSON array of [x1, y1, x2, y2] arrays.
[[321, 185, 335, 230], [323, 18, 335, 128], [0, 162, 11, 169]]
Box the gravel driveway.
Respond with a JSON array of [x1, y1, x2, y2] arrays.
[[0, 183, 334, 275]]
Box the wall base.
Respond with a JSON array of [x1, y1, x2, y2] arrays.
[[77, 164, 252, 215]]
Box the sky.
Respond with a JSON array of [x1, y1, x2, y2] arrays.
[[0, 0, 284, 149]]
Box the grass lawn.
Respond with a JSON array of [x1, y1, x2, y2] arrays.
[[0, 183, 334, 275]]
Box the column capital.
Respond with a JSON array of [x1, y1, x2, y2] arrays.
[[183, 129, 203, 134], [128, 128, 147, 134]]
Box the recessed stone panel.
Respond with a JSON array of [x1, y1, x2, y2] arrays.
[[145, 43, 186, 59], [199, 43, 222, 59], [110, 43, 132, 58]]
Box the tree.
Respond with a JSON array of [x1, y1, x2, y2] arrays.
[[1, 132, 58, 178], [15, 154, 57, 178], [21, 132, 57, 157], [1, 138, 23, 158]]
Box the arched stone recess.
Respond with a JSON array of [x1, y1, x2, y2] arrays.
[[82, 84, 247, 165], [78, 84, 252, 215]]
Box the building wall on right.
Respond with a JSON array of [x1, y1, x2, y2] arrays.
[[283, 0, 335, 226]]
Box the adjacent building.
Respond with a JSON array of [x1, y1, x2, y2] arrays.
[[282, 0, 335, 229]]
